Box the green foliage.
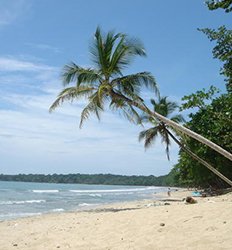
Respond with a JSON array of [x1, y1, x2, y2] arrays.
[[0, 173, 170, 186], [180, 85, 220, 111], [206, 0, 232, 12], [175, 92, 232, 188], [199, 26, 232, 92]]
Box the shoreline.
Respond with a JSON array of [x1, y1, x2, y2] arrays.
[[0, 186, 178, 222], [0, 189, 232, 249]]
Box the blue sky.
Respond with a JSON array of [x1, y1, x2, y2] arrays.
[[0, 0, 231, 176]]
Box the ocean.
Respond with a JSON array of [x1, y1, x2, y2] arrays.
[[0, 181, 168, 221]]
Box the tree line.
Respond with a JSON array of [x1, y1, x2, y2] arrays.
[[0, 173, 171, 186]]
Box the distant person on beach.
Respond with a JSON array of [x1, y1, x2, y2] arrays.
[[167, 188, 171, 196]]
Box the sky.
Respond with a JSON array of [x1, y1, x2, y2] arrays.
[[0, 0, 231, 176]]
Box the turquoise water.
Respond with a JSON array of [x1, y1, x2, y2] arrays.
[[0, 181, 167, 221]]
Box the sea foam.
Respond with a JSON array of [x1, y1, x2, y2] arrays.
[[0, 200, 46, 205], [32, 190, 59, 193]]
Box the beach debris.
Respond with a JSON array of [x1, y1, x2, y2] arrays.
[[159, 198, 183, 202], [145, 202, 157, 207], [164, 202, 170, 205], [192, 191, 201, 197], [193, 216, 203, 219], [13, 243, 18, 247], [160, 223, 165, 227], [185, 196, 197, 204]]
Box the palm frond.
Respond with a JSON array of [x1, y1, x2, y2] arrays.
[[90, 27, 124, 77], [160, 128, 171, 160], [90, 27, 105, 72], [150, 98, 157, 107], [109, 35, 146, 75], [49, 86, 95, 112], [109, 99, 142, 125], [112, 72, 158, 98], [109, 37, 129, 74], [166, 100, 178, 115], [151, 96, 179, 117], [139, 127, 159, 149], [97, 83, 111, 102], [79, 92, 104, 128], [140, 114, 158, 126], [62, 62, 102, 86], [104, 30, 124, 75], [110, 37, 146, 73], [125, 37, 146, 57], [170, 114, 185, 123]]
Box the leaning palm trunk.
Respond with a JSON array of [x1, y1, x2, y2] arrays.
[[149, 111, 232, 162], [110, 90, 232, 162], [165, 129, 232, 187]]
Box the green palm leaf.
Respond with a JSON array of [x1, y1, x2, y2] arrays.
[[49, 86, 95, 112], [160, 127, 171, 160], [112, 72, 158, 101], [139, 127, 159, 149], [62, 62, 102, 86], [110, 100, 142, 125], [79, 92, 104, 128]]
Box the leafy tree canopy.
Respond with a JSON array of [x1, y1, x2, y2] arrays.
[[180, 85, 220, 111], [206, 0, 232, 12], [199, 26, 232, 92], [174, 90, 232, 188]]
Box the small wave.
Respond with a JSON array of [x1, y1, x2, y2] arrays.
[[70, 187, 158, 193], [89, 194, 102, 197], [51, 208, 64, 212], [32, 190, 59, 193], [78, 203, 98, 207], [0, 200, 46, 205]]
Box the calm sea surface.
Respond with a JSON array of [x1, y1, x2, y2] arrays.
[[0, 181, 168, 221]]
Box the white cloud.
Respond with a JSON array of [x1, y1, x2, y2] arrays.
[[0, 56, 56, 72]]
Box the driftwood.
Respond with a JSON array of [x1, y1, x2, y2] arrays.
[[158, 198, 184, 202]]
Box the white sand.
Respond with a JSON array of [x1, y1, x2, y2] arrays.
[[0, 190, 232, 250]]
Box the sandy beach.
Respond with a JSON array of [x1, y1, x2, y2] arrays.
[[0, 189, 232, 250]]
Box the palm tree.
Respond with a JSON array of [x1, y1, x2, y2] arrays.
[[139, 96, 184, 160], [50, 27, 158, 128], [49, 27, 232, 162], [139, 97, 232, 186]]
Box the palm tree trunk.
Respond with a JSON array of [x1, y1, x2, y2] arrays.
[[166, 129, 232, 187], [110, 90, 232, 161]]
